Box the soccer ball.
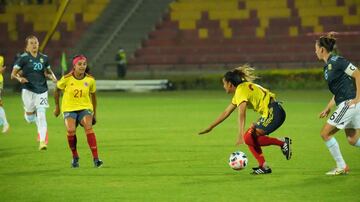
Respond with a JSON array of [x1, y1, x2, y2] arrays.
[[229, 151, 248, 170]]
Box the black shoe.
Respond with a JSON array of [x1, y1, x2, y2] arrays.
[[71, 157, 79, 168], [251, 166, 272, 175], [94, 158, 103, 168], [281, 137, 292, 160]]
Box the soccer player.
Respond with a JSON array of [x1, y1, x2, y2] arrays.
[[54, 55, 103, 168], [199, 65, 292, 175], [315, 32, 360, 175], [11, 35, 57, 150], [0, 55, 10, 133]]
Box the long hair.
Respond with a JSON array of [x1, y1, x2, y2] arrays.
[[316, 32, 337, 53], [224, 64, 258, 87]]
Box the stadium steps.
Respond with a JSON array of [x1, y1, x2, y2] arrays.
[[72, 0, 173, 78]]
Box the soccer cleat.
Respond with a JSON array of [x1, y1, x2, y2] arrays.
[[325, 165, 349, 176], [39, 141, 47, 150], [71, 157, 79, 168], [2, 124, 9, 133], [281, 137, 292, 160], [94, 158, 103, 168], [251, 166, 272, 175]]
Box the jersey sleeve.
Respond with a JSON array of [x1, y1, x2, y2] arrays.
[[231, 85, 249, 106], [336, 57, 351, 71], [89, 79, 96, 93], [44, 56, 51, 69], [13, 56, 24, 70], [56, 76, 67, 90]]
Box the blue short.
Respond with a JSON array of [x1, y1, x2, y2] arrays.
[[63, 109, 93, 126], [255, 101, 286, 135]]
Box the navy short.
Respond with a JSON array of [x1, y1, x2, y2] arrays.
[[255, 101, 286, 135], [63, 109, 93, 126]]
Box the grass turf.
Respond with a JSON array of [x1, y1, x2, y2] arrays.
[[0, 90, 359, 201]]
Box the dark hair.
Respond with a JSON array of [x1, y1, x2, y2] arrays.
[[317, 32, 337, 52], [223, 64, 258, 87]]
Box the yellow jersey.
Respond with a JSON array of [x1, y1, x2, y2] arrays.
[[231, 82, 275, 118], [57, 73, 96, 112]]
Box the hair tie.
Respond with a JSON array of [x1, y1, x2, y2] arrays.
[[72, 55, 87, 66]]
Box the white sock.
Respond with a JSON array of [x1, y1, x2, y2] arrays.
[[0, 107, 8, 125], [325, 137, 346, 168], [36, 108, 47, 142], [354, 138, 360, 147]]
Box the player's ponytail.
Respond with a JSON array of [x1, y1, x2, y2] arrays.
[[224, 64, 258, 86], [317, 32, 337, 53]]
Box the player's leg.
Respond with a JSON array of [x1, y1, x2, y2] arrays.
[[35, 91, 49, 147], [323, 101, 355, 175], [254, 102, 292, 160], [21, 89, 36, 124], [64, 112, 79, 168], [345, 128, 360, 146], [79, 110, 103, 168], [243, 126, 271, 174], [0, 89, 10, 133]]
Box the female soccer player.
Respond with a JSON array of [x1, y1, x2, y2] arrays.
[[54, 55, 103, 168], [199, 65, 292, 175], [11, 35, 57, 150], [315, 33, 360, 175], [0, 55, 9, 133]]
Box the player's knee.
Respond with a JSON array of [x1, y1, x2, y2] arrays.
[[67, 130, 76, 136], [346, 136, 357, 146], [244, 127, 255, 146], [84, 128, 94, 134]]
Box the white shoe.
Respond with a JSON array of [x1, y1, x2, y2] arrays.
[[39, 141, 47, 151], [2, 124, 9, 133], [325, 165, 349, 175]]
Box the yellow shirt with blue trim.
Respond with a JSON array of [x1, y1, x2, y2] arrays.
[[57, 73, 96, 112], [231, 82, 275, 118]]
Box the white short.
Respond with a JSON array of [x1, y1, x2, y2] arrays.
[[21, 89, 49, 112], [327, 100, 360, 129]]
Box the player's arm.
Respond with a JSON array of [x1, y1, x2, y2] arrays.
[[0, 65, 6, 74], [53, 87, 61, 117], [45, 68, 57, 83], [198, 103, 237, 135], [11, 67, 28, 83], [347, 64, 360, 106], [90, 92, 97, 124], [319, 96, 335, 118], [236, 101, 247, 145]]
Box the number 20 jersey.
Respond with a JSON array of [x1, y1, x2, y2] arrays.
[[57, 73, 96, 112], [13, 52, 50, 93]]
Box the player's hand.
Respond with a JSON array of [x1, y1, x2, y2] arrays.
[[198, 127, 212, 135], [235, 138, 244, 146], [319, 108, 330, 118], [53, 106, 60, 117], [347, 99, 360, 107]]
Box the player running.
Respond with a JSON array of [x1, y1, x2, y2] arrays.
[[199, 65, 292, 175], [11, 35, 57, 150], [54, 55, 103, 168], [315, 32, 360, 175]]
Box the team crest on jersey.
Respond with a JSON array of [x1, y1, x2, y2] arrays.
[[40, 58, 44, 63], [84, 82, 89, 87], [327, 64, 332, 70], [70, 83, 74, 86]]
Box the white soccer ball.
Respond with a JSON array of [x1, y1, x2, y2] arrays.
[[229, 151, 248, 170]]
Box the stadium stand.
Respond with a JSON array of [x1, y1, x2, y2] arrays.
[[130, 0, 360, 70], [0, 0, 109, 69]]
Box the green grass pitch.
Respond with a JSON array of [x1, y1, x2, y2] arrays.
[[0, 90, 359, 201]]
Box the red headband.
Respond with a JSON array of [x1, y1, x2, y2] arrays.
[[72, 55, 87, 66]]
